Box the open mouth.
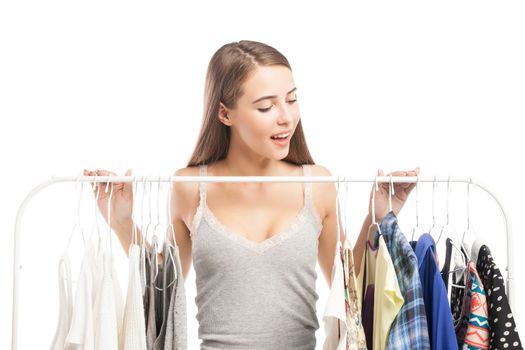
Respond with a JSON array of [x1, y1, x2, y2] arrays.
[[270, 132, 291, 145]]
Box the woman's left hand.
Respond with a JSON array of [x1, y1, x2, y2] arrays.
[[368, 167, 420, 222]]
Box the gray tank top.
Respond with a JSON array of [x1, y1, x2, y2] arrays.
[[189, 163, 323, 349]]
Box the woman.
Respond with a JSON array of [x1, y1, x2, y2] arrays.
[[84, 40, 419, 349]]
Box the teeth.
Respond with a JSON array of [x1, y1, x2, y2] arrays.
[[271, 132, 290, 139]]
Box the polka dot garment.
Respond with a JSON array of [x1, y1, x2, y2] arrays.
[[476, 245, 522, 349]]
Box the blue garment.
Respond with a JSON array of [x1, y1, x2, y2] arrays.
[[375, 211, 430, 350], [414, 233, 458, 350]]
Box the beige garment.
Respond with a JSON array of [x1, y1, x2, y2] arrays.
[[356, 235, 404, 350]]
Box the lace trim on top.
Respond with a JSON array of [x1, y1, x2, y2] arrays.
[[190, 164, 323, 253]]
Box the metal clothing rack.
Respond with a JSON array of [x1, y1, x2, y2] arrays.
[[11, 174, 514, 349]]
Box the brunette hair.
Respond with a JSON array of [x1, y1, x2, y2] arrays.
[[187, 40, 315, 167]]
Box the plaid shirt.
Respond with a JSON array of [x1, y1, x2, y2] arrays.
[[375, 211, 431, 350]]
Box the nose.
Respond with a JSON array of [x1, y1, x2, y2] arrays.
[[277, 102, 295, 124]]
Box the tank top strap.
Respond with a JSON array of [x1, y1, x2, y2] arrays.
[[199, 164, 207, 204], [301, 164, 314, 209]]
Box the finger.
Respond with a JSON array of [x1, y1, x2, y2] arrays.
[[90, 169, 116, 193], [388, 170, 407, 175], [123, 169, 133, 195], [83, 169, 94, 190], [84, 169, 99, 191]]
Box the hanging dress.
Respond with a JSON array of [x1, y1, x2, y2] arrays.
[[356, 234, 404, 350], [322, 240, 348, 350], [120, 243, 147, 350], [342, 238, 367, 350], [164, 241, 188, 350], [50, 253, 73, 350], [93, 249, 124, 350], [65, 237, 100, 349]]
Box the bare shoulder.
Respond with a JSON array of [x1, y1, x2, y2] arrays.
[[307, 164, 336, 221], [172, 166, 202, 227]]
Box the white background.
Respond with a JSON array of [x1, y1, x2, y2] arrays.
[[1, 0, 524, 348]]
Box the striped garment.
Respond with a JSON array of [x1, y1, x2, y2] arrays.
[[375, 211, 430, 350]]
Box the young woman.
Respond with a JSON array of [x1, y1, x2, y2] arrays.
[[84, 40, 419, 349]]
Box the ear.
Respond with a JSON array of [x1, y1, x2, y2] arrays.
[[218, 102, 233, 126]]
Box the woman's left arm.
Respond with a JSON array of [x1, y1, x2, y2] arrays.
[[314, 165, 346, 288], [315, 165, 420, 287]]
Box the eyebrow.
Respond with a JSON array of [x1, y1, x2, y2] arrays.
[[252, 87, 297, 104]]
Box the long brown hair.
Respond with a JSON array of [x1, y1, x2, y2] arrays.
[[187, 40, 316, 167]]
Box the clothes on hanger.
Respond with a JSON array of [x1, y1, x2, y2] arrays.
[[121, 243, 147, 350], [64, 237, 99, 349], [377, 211, 431, 350], [146, 236, 160, 349], [47, 173, 522, 350], [93, 249, 124, 350], [413, 233, 458, 350], [440, 238, 453, 292], [451, 245, 469, 323], [476, 244, 522, 349], [459, 262, 489, 350], [50, 253, 73, 350], [322, 241, 348, 350], [163, 242, 188, 350], [153, 240, 176, 349], [342, 238, 367, 350], [356, 235, 404, 350]]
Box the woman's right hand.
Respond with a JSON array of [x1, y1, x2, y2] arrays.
[[83, 168, 134, 228]]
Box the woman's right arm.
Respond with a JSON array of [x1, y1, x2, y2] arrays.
[[167, 167, 196, 283], [84, 167, 195, 283]]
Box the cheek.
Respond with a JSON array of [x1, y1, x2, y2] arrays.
[[240, 114, 275, 139]]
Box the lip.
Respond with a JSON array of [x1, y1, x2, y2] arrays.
[[270, 133, 291, 147], [270, 130, 292, 138]]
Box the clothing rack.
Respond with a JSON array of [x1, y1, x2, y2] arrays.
[[11, 174, 514, 349]]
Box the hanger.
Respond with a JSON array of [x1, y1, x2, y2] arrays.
[[159, 174, 179, 289], [104, 175, 116, 278], [388, 173, 395, 216], [460, 177, 477, 252], [144, 175, 155, 246], [166, 175, 178, 248], [428, 175, 445, 240], [411, 172, 425, 242], [343, 175, 349, 242], [130, 175, 139, 247], [335, 174, 342, 250], [436, 177, 470, 257], [432, 176, 469, 285], [104, 174, 114, 253], [367, 174, 383, 244], [140, 175, 157, 253], [88, 173, 104, 254], [151, 175, 168, 288], [139, 175, 149, 294], [64, 176, 86, 255], [144, 175, 161, 286]]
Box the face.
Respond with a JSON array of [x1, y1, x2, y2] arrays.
[[219, 65, 300, 160]]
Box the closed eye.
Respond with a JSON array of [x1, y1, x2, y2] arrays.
[[257, 99, 298, 113]]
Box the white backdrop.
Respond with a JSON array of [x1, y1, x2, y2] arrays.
[[1, 0, 524, 348]]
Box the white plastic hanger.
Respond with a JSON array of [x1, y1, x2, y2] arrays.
[[104, 174, 114, 253], [461, 178, 478, 256], [89, 173, 104, 255], [428, 175, 445, 241], [411, 173, 426, 242], [65, 176, 86, 254], [367, 175, 383, 243]]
